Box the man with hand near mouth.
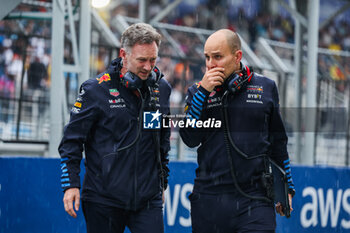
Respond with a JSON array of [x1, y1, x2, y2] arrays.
[[180, 29, 295, 233]]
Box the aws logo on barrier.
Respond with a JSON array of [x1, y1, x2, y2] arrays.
[[301, 187, 350, 229], [163, 185, 350, 230], [164, 183, 193, 227]]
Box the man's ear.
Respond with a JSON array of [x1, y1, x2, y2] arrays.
[[120, 48, 126, 59], [235, 50, 243, 65], [120, 48, 128, 68]]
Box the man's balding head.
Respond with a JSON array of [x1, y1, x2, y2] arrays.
[[207, 29, 241, 54], [204, 29, 243, 78]]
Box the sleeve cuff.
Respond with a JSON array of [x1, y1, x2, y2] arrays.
[[62, 184, 81, 193], [198, 85, 211, 97]]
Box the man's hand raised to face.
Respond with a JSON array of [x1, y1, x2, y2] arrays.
[[200, 67, 225, 92]]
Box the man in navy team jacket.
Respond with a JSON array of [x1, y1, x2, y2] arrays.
[[180, 29, 295, 233], [58, 23, 171, 233]]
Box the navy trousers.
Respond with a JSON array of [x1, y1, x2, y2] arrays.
[[82, 195, 164, 233], [190, 188, 276, 233]]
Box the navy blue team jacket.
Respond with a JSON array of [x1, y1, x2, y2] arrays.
[[180, 73, 295, 195], [59, 58, 171, 211]]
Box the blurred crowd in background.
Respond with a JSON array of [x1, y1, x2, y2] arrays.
[[0, 0, 349, 126]]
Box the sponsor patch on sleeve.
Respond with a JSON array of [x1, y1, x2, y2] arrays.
[[74, 102, 82, 108], [184, 105, 189, 113]]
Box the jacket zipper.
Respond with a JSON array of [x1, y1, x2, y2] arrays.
[[134, 94, 142, 211], [134, 89, 145, 211], [134, 126, 139, 211]]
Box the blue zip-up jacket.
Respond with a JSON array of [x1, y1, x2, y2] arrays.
[[180, 73, 295, 195], [59, 58, 171, 211]]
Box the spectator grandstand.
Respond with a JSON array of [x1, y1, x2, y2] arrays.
[[0, 0, 349, 164]]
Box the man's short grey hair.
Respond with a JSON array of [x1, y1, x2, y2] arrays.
[[121, 23, 161, 53]]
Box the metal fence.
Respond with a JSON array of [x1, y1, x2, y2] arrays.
[[264, 39, 350, 166], [1, 22, 350, 166]]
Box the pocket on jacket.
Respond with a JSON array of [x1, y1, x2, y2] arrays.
[[100, 152, 133, 201]]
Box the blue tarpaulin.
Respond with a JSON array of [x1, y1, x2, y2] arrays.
[[1, 158, 350, 233]]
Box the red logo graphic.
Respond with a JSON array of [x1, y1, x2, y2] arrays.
[[97, 73, 111, 84]]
